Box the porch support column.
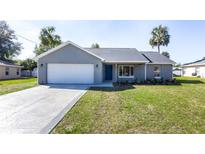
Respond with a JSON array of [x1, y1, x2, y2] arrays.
[[115, 64, 117, 82], [144, 63, 147, 81]]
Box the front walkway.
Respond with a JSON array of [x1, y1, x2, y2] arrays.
[[0, 85, 89, 134], [91, 81, 113, 88]]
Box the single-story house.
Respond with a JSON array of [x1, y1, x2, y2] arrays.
[[0, 60, 22, 80], [34, 41, 175, 84], [182, 57, 205, 78]]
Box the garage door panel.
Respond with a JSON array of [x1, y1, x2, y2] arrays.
[[47, 64, 94, 84]]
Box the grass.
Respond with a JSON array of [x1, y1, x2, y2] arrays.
[[0, 77, 38, 95], [52, 77, 205, 134]]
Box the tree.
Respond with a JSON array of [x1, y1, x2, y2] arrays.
[[175, 63, 181, 68], [91, 43, 100, 48], [17, 58, 37, 74], [161, 51, 170, 58], [0, 21, 22, 60], [149, 25, 170, 53], [34, 26, 61, 55]]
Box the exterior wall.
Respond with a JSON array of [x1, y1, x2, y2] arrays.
[[146, 64, 173, 80], [183, 65, 205, 78], [37, 44, 103, 84], [173, 69, 182, 76], [134, 64, 146, 81], [200, 66, 205, 78], [0, 65, 21, 80], [110, 64, 146, 83], [182, 67, 196, 77], [102, 63, 174, 83]]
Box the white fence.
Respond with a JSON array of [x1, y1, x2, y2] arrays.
[[21, 68, 37, 77]]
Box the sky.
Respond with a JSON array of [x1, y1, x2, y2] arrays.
[[6, 20, 205, 64]]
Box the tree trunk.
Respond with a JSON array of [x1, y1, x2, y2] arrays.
[[157, 45, 160, 53]]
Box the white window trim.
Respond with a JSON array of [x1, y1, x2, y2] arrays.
[[118, 65, 134, 78], [5, 67, 9, 76], [153, 66, 161, 77]]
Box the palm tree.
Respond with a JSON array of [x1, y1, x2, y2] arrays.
[[149, 25, 170, 53]]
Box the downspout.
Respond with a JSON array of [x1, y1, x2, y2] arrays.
[[145, 62, 147, 81]]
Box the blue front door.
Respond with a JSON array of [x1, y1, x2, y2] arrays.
[[105, 65, 113, 80]]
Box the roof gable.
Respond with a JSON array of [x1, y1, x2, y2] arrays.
[[141, 51, 176, 64], [34, 41, 104, 61]]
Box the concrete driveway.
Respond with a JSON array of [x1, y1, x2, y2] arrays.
[[0, 85, 89, 134]]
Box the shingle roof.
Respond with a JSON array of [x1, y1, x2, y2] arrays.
[[184, 57, 205, 66], [141, 51, 176, 64], [85, 48, 149, 63], [0, 60, 22, 67], [35, 41, 175, 64]]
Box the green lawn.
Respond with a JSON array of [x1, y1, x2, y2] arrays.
[[52, 77, 205, 134], [0, 78, 37, 95]]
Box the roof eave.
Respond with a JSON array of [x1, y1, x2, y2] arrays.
[[183, 63, 205, 67], [0, 64, 23, 68], [147, 62, 176, 65], [103, 60, 149, 64]]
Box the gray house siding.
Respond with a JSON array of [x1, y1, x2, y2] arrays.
[[37, 44, 103, 84], [0, 65, 21, 80], [134, 64, 146, 81], [146, 64, 173, 80], [107, 64, 173, 83], [109, 64, 145, 83]]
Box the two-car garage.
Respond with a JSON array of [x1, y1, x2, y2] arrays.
[[47, 64, 94, 84], [36, 41, 103, 84]]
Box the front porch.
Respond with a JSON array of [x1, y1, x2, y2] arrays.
[[103, 63, 147, 83]]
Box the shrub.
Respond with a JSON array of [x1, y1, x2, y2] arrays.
[[146, 79, 152, 84], [192, 72, 197, 76]]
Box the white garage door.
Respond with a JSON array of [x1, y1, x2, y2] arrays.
[[47, 64, 94, 84]]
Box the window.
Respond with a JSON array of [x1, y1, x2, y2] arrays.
[[154, 66, 160, 77], [17, 68, 20, 75], [118, 65, 134, 78], [5, 67, 9, 76]]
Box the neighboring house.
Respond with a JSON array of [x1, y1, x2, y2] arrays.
[[34, 41, 175, 84], [182, 57, 205, 78], [173, 67, 182, 76], [0, 60, 22, 80]]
